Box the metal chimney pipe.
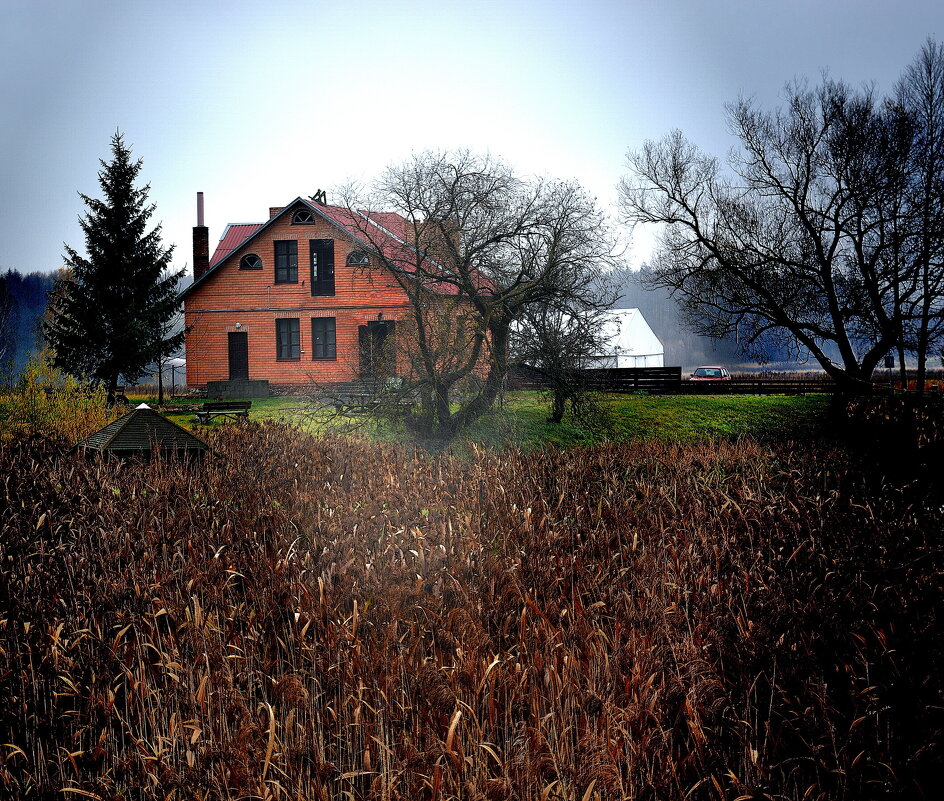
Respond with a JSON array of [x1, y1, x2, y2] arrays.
[[193, 192, 210, 279]]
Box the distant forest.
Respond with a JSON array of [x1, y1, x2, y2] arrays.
[[612, 269, 745, 370], [612, 270, 921, 373], [0, 269, 55, 382]]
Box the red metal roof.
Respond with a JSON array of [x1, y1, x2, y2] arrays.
[[181, 198, 491, 300], [209, 223, 263, 267], [364, 211, 410, 240], [206, 207, 401, 270], [315, 204, 477, 296]]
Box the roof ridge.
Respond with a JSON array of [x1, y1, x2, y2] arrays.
[[99, 410, 134, 450], [354, 209, 409, 245]]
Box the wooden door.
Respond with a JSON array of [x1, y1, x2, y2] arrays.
[[228, 332, 249, 380], [358, 321, 395, 378]]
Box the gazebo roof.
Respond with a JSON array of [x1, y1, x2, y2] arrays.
[[75, 403, 209, 456]]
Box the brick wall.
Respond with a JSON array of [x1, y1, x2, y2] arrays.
[[184, 204, 411, 386]]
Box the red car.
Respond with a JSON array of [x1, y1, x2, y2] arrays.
[[690, 366, 731, 381]]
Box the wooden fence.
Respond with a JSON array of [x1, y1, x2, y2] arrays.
[[510, 365, 842, 395], [509, 365, 683, 392]]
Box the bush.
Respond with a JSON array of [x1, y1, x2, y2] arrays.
[[0, 348, 115, 443]]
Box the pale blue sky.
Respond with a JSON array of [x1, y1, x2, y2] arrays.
[[1, 0, 942, 277]]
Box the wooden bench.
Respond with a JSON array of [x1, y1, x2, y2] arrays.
[[331, 392, 418, 415], [331, 392, 380, 414], [195, 401, 252, 424]]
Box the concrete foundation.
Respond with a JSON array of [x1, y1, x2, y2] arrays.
[[205, 379, 270, 399]]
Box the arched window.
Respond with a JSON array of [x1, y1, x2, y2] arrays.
[[292, 209, 314, 224], [239, 253, 263, 270], [347, 250, 370, 266]]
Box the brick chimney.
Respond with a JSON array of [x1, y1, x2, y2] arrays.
[[193, 192, 209, 280], [269, 206, 284, 219]]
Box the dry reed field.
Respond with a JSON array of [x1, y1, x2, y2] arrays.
[[0, 425, 941, 800]]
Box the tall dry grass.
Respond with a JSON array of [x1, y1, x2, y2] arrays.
[[0, 349, 118, 444], [0, 425, 940, 799]]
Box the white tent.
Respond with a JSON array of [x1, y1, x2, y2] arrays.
[[585, 308, 664, 368]]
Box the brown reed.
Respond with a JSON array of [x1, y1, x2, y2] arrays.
[[0, 424, 940, 800]]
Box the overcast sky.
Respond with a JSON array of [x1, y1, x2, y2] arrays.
[[1, 0, 942, 278]]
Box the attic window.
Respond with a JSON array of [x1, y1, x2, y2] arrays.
[[292, 209, 314, 224], [347, 250, 370, 266], [239, 253, 263, 270]]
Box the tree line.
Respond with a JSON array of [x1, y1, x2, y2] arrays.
[[612, 267, 745, 368], [0, 269, 55, 382]]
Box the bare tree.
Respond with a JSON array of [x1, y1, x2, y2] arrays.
[[338, 151, 616, 445], [511, 279, 617, 425], [896, 38, 944, 391], [621, 79, 916, 391], [152, 299, 187, 405]]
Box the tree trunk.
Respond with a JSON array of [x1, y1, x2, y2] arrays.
[[915, 296, 932, 394], [898, 341, 908, 392], [916, 343, 928, 395], [830, 368, 873, 397], [408, 319, 511, 447], [549, 391, 566, 424], [106, 374, 118, 406]]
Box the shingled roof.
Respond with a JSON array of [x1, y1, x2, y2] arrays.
[[74, 404, 210, 457]]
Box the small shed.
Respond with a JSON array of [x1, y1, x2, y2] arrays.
[[585, 308, 664, 368], [74, 403, 210, 458]]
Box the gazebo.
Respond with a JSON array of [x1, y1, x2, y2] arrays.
[[73, 403, 210, 458]]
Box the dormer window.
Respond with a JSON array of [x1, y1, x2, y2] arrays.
[[347, 250, 370, 266], [292, 209, 314, 224], [239, 253, 263, 270]]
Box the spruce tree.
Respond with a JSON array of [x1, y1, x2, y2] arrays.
[[44, 132, 185, 402]]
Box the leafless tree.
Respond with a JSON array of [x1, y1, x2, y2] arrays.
[[152, 300, 187, 405], [621, 79, 917, 391], [337, 151, 616, 445], [896, 38, 944, 391], [511, 279, 617, 424]]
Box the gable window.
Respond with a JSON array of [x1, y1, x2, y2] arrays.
[[311, 317, 337, 359], [275, 318, 300, 360], [310, 239, 335, 296], [292, 209, 314, 224], [347, 250, 370, 267], [239, 253, 263, 270], [274, 240, 298, 283]]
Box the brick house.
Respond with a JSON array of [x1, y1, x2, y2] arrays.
[[181, 193, 419, 389]]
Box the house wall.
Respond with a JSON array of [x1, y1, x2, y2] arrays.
[[184, 207, 411, 386]]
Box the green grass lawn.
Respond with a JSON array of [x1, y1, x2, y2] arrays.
[[157, 391, 830, 449], [474, 391, 828, 448]]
